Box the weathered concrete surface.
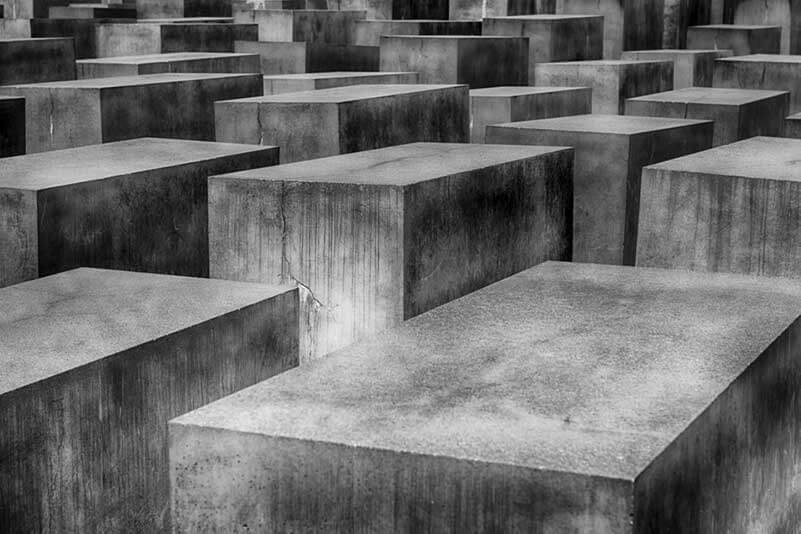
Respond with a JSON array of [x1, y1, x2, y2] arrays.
[[0, 73, 263, 153], [354, 19, 481, 46], [487, 114, 713, 265], [95, 22, 258, 57], [0, 95, 24, 157], [0, 0, 69, 18], [215, 84, 469, 163], [787, 112, 801, 138], [170, 261, 801, 533], [208, 142, 572, 360], [483, 15, 602, 82], [450, 0, 556, 19], [637, 136, 801, 278], [662, 0, 715, 49], [49, 4, 135, 18], [721, 0, 801, 54], [621, 49, 733, 88], [687, 24, 781, 55], [76, 52, 261, 78], [380, 35, 529, 88], [0, 19, 32, 39], [535, 60, 674, 114], [625, 87, 789, 146], [137, 0, 233, 19], [233, 8, 365, 43], [263, 70, 418, 94], [334, 0, 449, 20], [0, 138, 278, 287], [29, 18, 131, 60], [0, 37, 75, 85], [0, 268, 298, 533], [714, 54, 801, 113], [470, 85, 591, 143], [235, 39, 379, 73]]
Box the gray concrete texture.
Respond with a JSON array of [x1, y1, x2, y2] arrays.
[[450, 0, 556, 20], [76, 52, 262, 79], [0, 37, 75, 85], [787, 112, 801, 138], [721, 0, 801, 54], [137, 0, 233, 19], [235, 39, 380, 74], [29, 18, 134, 60], [1, 0, 69, 18], [353, 19, 481, 46], [233, 8, 366, 44], [262, 70, 418, 94], [687, 24, 782, 55], [95, 22, 258, 58], [333, 0, 448, 20], [621, 49, 734, 88], [0, 95, 24, 157], [714, 54, 801, 113]]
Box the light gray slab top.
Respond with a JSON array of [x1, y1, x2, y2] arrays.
[[0, 72, 255, 89], [484, 14, 602, 21], [628, 87, 789, 105], [622, 49, 731, 55], [76, 52, 259, 65], [218, 83, 464, 104], [717, 53, 801, 64], [0, 37, 72, 44], [691, 24, 782, 30], [262, 71, 416, 80], [491, 114, 712, 135], [470, 86, 589, 98]]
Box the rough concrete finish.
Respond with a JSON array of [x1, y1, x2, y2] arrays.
[[450, 0, 555, 19], [0, 268, 298, 533], [714, 54, 801, 113], [332, 0, 449, 20], [263, 70, 418, 94], [0, 95, 24, 157], [380, 35, 529, 88], [0, 19, 32, 39], [170, 261, 801, 533], [535, 60, 674, 114], [215, 84, 469, 163], [625, 87, 789, 146], [76, 52, 261, 78], [49, 4, 135, 18], [0, 73, 263, 153], [137, 0, 233, 19], [0, 0, 69, 18], [722, 0, 801, 54], [233, 8, 365, 44], [687, 24, 781, 55], [469, 85, 591, 143], [637, 136, 801, 278], [95, 22, 258, 57], [621, 49, 733, 88], [0, 137, 279, 287], [235, 39, 379, 74], [486, 114, 713, 265], [0, 37, 75, 85], [29, 18, 132, 60], [208, 142, 572, 360], [353, 19, 481, 46], [787, 112, 801, 138]]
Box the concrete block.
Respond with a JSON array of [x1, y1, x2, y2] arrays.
[[487, 114, 713, 265], [77, 52, 261, 78], [380, 35, 529, 88], [0, 73, 263, 153], [662, 0, 715, 49], [233, 8, 365, 44], [95, 22, 258, 57], [235, 39, 379, 74], [0, 37, 75, 85], [215, 84, 469, 163], [621, 49, 733, 89], [637, 136, 801, 278], [0, 0, 69, 19], [535, 60, 674, 114], [49, 4, 136, 17], [721, 0, 801, 54], [170, 260, 801, 533], [687, 24, 781, 55], [0, 268, 298, 532], [30, 18, 131, 60], [0, 138, 278, 287], [469, 85, 591, 143], [353, 19, 481, 46], [626, 87, 789, 146], [137, 0, 234, 19], [714, 54, 801, 113], [450, 0, 555, 19], [0, 95, 24, 157], [787, 112, 801, 138], [263, 70, 418, 94], [208, 142, 572, 360], [333, 0, 448, 20], [0, 19, 32, 39]]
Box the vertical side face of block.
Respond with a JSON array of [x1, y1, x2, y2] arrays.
[[727, 0, 793, 53], [0, 97, 25, 157], [379, 37, 459, 84], [263, 102, 341, 163], [214, 100, 263, 146], [617, 63, 674, 115], [736, 93, 789, 140], [96, 24, 163, 57], [626, 100, 738, 147], [509, 88, 593, 121], [160, 25, 259, 54], [253, 10, 295, 41], [715, 61, 801, 114], [470, 96, 512, 143], [235, 40, 308, 74], [77, 62, 139, 78], [0, 188, 37, 288], [556, 0, 623, 58], [457, 38, 529, 87], [622, 0, 663, 51], [787, 116, 801, 139], [136, 0, 184, 18], [0, 38, 75, 85]]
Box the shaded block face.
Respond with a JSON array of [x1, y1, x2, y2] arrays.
[[76, 52, 261, 79], [723, 0, 801, 54], [1, 0, 69, 18], [0, 73, 263, 153], [137, 0, 234, 18], [0, 38, 75, 85], [0, 20, 32, 39], [535, 60, 674, 114], [486, 114, 713, 265], [353, 19, 481, 46], [637, 137, 801, 278], [234, 8, 365, 44], [714, 54, 801, 113], [450, 0, 556, 19], [625, 87, 789, 146], [0, 269, 298, 533], [262, 71, 418, 94], [379, 35, 529, 88], [29, 18, 133, 61], [170, 261, 801, 533], [215, 84, 469, 163], [469, 85, 591, 143], [335, 0, 449, 20], [0, 96, 24, 157], [49, 4, 136, 18], [0, 138, 279, 287], [621, 49, 733, 88], [687, 24, 781, 55], [208, 142, 572, 360], [787, 112, 801, 138], [235, 39, 379, 74], [95, 23, 258, 58]]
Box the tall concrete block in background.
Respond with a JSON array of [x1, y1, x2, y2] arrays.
[[29, 18, 133, 60], [450, 0, 556, 19], [96, 22, 258, 57], [714, 54, 801, 113], [721, 0, 801, 54], [0, 0, 68, 18], [76, 52, 261, 78], [621, 49, 733, 88], [137, 0, 234, 19], [262, 71, 418, 94], [0, 37, 75, 85], [787, 112, 801, 138], [687, 24, 781, 55], [353, 19, 481, 46], [334, 0, 448, 20], [235, 39, 380, 73], [234, 8, 366, 43], [0, 95, 24, 157]]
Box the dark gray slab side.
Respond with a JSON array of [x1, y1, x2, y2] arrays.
[[0, 95, 24, 157]]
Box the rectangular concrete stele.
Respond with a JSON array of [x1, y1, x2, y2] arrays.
[[95, 22, 258, 57], [379, 35, 529, 88], [637, 136, 801, 278], [714, 54, 801, 113], [29, 18, 134, 60], [353, 19, 482, 46], [687, 24, 781, 55], [469, 85, 591, 143], [334, 0, 449, 19], [722, 0, 801, 54], [0, 38, 75, 85], [76, 52, 261, 79], [0, 95, 25, 157], [449, 0, 557, 19], [136, 0, 234, 19], [0, 73, 263, 153], [170, 260, 801, 533], [535, 60, 674, 114], [48, 4, 136, 18], [0, 137, 279, 287], [0, 20, 33, 39], [208, 142, 572, 360], [0, 268, 298, 533], [621, 49, 734, 89], [215, 84, 469, 163], [235, 39, 379, 74], [486, 114, 713, 265], [262, 71, 418, 94], [233, 8, 366, 44], [625, 87, 789, 147], [1, 0, 70, 18], [787, 112, 801, 138]]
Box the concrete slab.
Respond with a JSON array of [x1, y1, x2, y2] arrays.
[[0, 37, 75, 85], [714, 54, 801, 113], [0, 95, 24, 157], [76, 52, 261, 78], [170, 261, 801, 532], [48, 3, 135, 17], [233, 8, 365, 44], [235, 39, 379, 74], [334, 0, 449, 19], [625, 87, 789, 146], [208, 142, 572, 360], [137, 0, 234, 19], [687, 24, 781, 55], [215, 84, 469, 163], [380, 35, 529, 88], [486, 114, 713, 265], [0, 73, 263, 153], [0, 19, 32, 39], [637, 136, 801, 278], [721, 0, 801, 54], [1, 0, 69, 18], [262, 70, 418, 94], [450, 0, 555, 19], [787, 112, 801, 138], [535, 60, 674, 114], [469, 85, 591, 143], [621, 49, 733, 88], [95, 22, 258, 57], [29, 18, 131, 59], [353, 19, 481, 46], [0, 268, 298, 533]]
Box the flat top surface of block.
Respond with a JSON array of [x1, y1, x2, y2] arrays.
[[0, 95, 23, 102], [717, 54, 801, 64], [213, 142, 569, 186], [0, 269, 290, 395], [382, 35, 523, 40], [75, 52, 259, 65], [542, 60, 672, 67], [647, 136, 801, 182], [136, 17, 234, 23], [789, 112, 801, 119], [2, 72, 253, 89], [173, 262, 801, 480], [470, 86, 588, 97], [0, 37, 71, 44], [0, 138, 276, 190], [220, 83, 464, 104], [493, 114, 712, 136], [484, 14, 600, 21], [692, 24, 781, 30], [360, 18, 475, 23], [262, 71, 416, 80], [625, 49, 729, 55], [629, 87, 789, 105]]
